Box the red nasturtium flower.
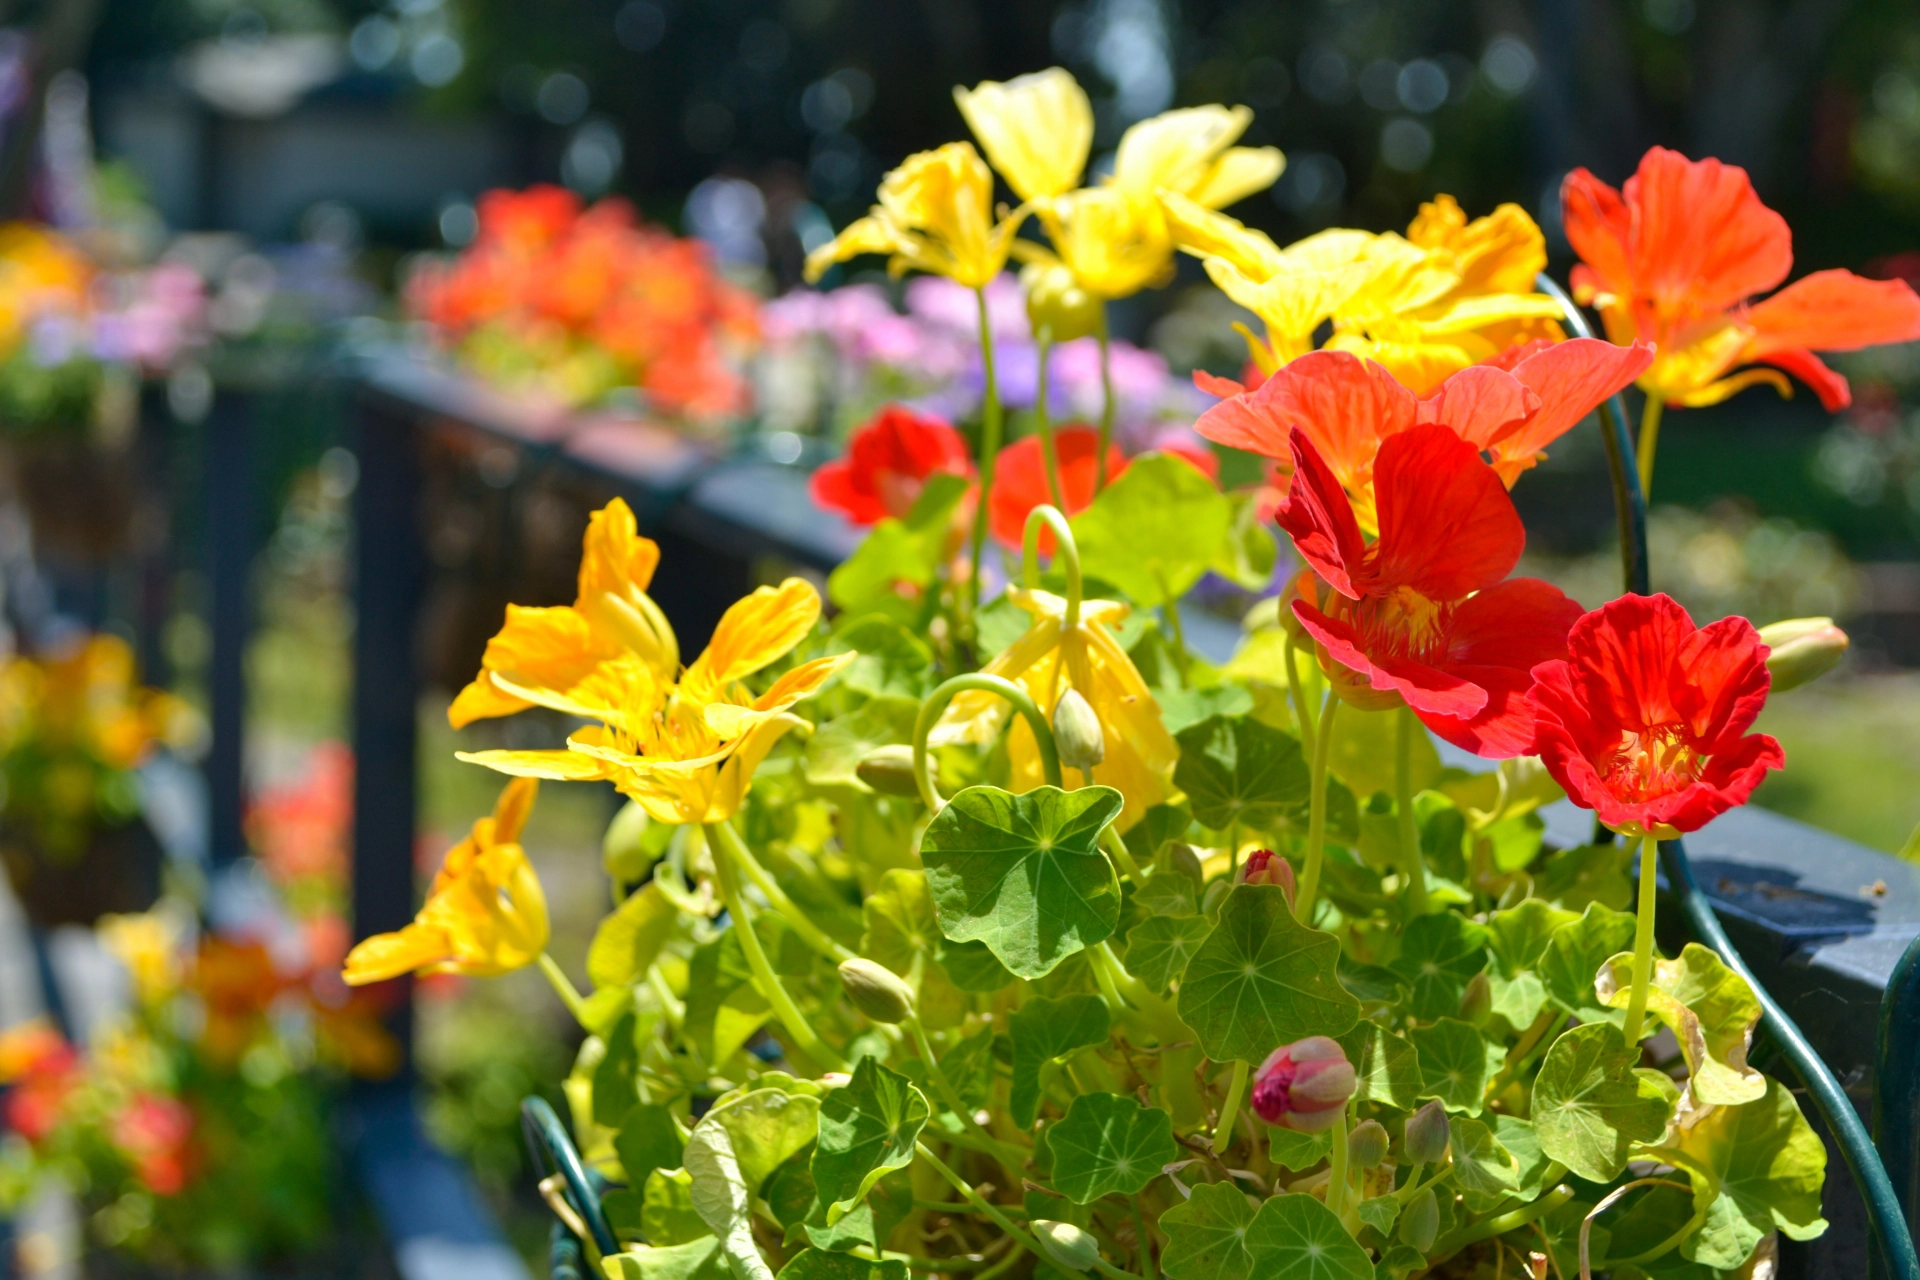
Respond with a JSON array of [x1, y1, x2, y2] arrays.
[[809, 404, 974, 525], [113, 1094, 196, 1196], [1237, 848, 1296, 908], [0, 1022, 79, 1144], [1526, 593, 1785, 838], [988, 426, 1127, 550], [1196, 340, 1650, 531], [1563, 147, 1920, 410], [1251, 1035, 1355, 1131], [1277, 422, 1584, 757]]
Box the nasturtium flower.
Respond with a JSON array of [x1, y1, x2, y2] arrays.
[[1563, 147, 1920, 409], [458, 579, 854, 824], [1525, 593, 1785, 839], [804, 142, 1028, 289], [343, 778, 549, 984], [1250, 1035, 1355, 1131], [1197, 341, 1650, 532], [953, 68, 1094, 203], [988, 426, 1127, 549], [1237, 849, 1296, 908], [1278, 423, 1583, 757], [930, 587, 1175, 829], [450, 497, 676, 727], [1165, 194, 1565, 389], [809, 403, 974, 526]]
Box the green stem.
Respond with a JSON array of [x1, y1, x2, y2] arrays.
[[908, 1016, 1026, 1176], [1213, 1059, 1249, 1155], [1297, 693, 1342, 922], [916, 1143, 1145, 1280], [537, 952, 591, 1027], [1396, 707, 1428, 916], [1325, 1104, 1351, 1223], [707, 822, 847, 1072], [1094, 306, 1115, 493], [1132, 1194, 1158, 1280], [1622, 831, 1658, 1046], [1101, 826, 1147, 889], [1020, 505, 1082, 629], [1157, 571, 1191, 687], [709, 818, 854, 963], [1284, 632, 1316, 759], [1637, 396, 1664, 502], [646, 963, 684, 1030], [1432, 1184, 1574, 1257], [968, 285, 1005, 619], [1488, 1007, 1561, 1098], [912, 673, 1063, 811], [1034, 330, 1066, 512]]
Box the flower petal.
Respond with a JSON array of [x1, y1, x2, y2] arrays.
[[685, 578, 823, 694], [1293, 600, 1488, 718], [954, 68, 1093, 202], [1740, 268, 1920, 356], [576, 497, 660, 602], [1370, 423, 1526, 601], [454, 748, 614, 781], [1274, 427, 1368, 600], [1416, 363, 1538, 451], [1493, 338, 1656, 480]]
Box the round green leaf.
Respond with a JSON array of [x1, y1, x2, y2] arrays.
[[1410, 1017, 1494, 1115], [1387, 914, 1489, 1021], [1595, 943, 1765, 1107], [1010, 995, 1112, 1128], [1123, 915, 1215, 995], [1173, 714, 1312, 833], [1161, 1182, 1259, 1280], [1669, 1077, 1829, 1270], [1071, 452, 1233, 607], [1336, 1021, 1422, 1109], [1042, 1092, 1178, 1203], [1177, 885, 1360, 1063], [776, 1250, 909, 1280], [1539, 902, 1636, 1025], [920, 785, 1125, 980], [1531, 1022, 1675, 1183], [811, 1058, 930, 1224], [1244, 1193, 1377, 1280]]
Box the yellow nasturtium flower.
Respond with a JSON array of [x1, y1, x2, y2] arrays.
[[449, 497, 676, 728], [804, 142, 1029, 289], [929, 588, 1174, 830], [343, 778, 548, 984], [1165, 192, 1564, 389], [953, 68, 1093, 203], [458, 579, 854, 825], [99, 911, 181, 1006]]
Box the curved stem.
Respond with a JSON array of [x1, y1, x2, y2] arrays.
[[912, 673, 1063, 811], [1430, 1185, 1574, 1260], [1034, 330, 1065, 512], [708, 818, 854, 963], [1212, 1059, 1248, 1155], [1297, 693, 1342, 921], [1094, 306, 1115, 493], [1101, 826, 1147, 889], [537, 952, 591, 1027], [1396, 707, 1429, 916], [916, 1142, 1145, 1280], [907, 1016, 1027, 1177], [1284, 633, 1316, 760], [1637, 396, 1664, 502], [707, 822, 847, 1072], [1020, 505, 1082, 630], [1622, 832, 1657, 1046], [1573, 1178, 1692, 1280], [968, 285, 1005, 619]]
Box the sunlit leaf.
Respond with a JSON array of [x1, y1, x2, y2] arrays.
[[1267, 1126, 1333, 1171], [1486, 899, 1580, 978], [686, 1084, 824, 1280], [1173, 714, 1312, 833], [776, 1251, 908, 1280], [604, 1237, 729, 1280], [1010, 994, 1111, 1128], [831, 615, 937, 701], [1072, 452, 1233, 607], [617, 1102, 687, 1191], [1123, 915, 1215, 995], [1338, 1020, 1422, 1109], [1177, 884, 1359, 1062], [811, 1058, 929, 1225], [805, 698, 920, 790], [1668, 1078, 1829, 1270], [1531, 1022, 1675, 1183], [1537, 843, 1635, 913], [1449, 1117, 1520, 1208], [684, 927, 772, 1066], [590, 882, 678, 992], [1326, 706, 1440, 802], [1539, 902, 1635, 1027], [1410, 1017, 1492, 1115], [642, 1167, 709, 1246], [1161, 1182, 1259, 1280], [827, 474, 968, 613], [1388, 913, 1490, 1021], [1043, 1092, 1178, 1203], [920, 785, 1124, 980], [1596, 943, 1765, 1107], [861, 868, 966, 1026]]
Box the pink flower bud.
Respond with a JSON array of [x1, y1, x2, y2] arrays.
[[1238, 850, 1297, 911], [1251, 1035, 1355, 1131]]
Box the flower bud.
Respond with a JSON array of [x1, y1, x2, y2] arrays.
[[837, 958, 915, 1024], [1758, 617, 1848, 693], [1166, 842, 1205, 884], [1021, 262, 1102, 344], [602, 799, 658, 883], [1201, 878, 1230, 919], [855, 744, 922, 797], [1250, 1036, 1355, 1131], [1458, 971, 1492, 1027], [1275, 570, 1317, 644], [1399, 1187, 1440, 1253], [1032, 1220, 1101, 1272], [1348, 1118, 1390, 1169], [1238, 850, 1297, 911], [1052, 688, 1106, 772], [1403, 1101, 1449, 1166]]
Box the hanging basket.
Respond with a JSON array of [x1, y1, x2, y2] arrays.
[[0, 813, 162, 929]]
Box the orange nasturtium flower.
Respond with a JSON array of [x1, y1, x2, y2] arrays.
[[1563, 147, 1920, 409], [804, 142, 1029, 289], [930, 588, 1175, 829], [457, 579, 854, 825], [449, 497, 677, 728], [343, 778, 549, 985], [1162, 192, 1565, 390]]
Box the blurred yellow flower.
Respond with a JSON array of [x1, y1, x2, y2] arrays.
[[449, 497, 676, 728], [458, 579, 854, 825], [99, 911, 181, 1006], [804, 143, 1028, 289], [929, 588, 1174, 830], [343, 778, 549, 983], [0, 635, 199, 769], [0, 223, 92, 356], [953, 68, 1093, 203]]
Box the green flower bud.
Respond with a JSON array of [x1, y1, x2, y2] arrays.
[[1758, 617, 1848, 692], [1399, 1187, 1440, 1253], [1032, 1220, 1101, 1272], [1052, 688, 1106, 772], [1348, 1118, 1390, 1169], [1458, 971, 1492, 1027], [1403, 1100, 1449, 1166], [1201, 878, 1231, 919], [602, 799, 658, 883], [1021, 262, 1102, 344], [837, 958, 915, 1024], [855, 744, 922, 797]]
